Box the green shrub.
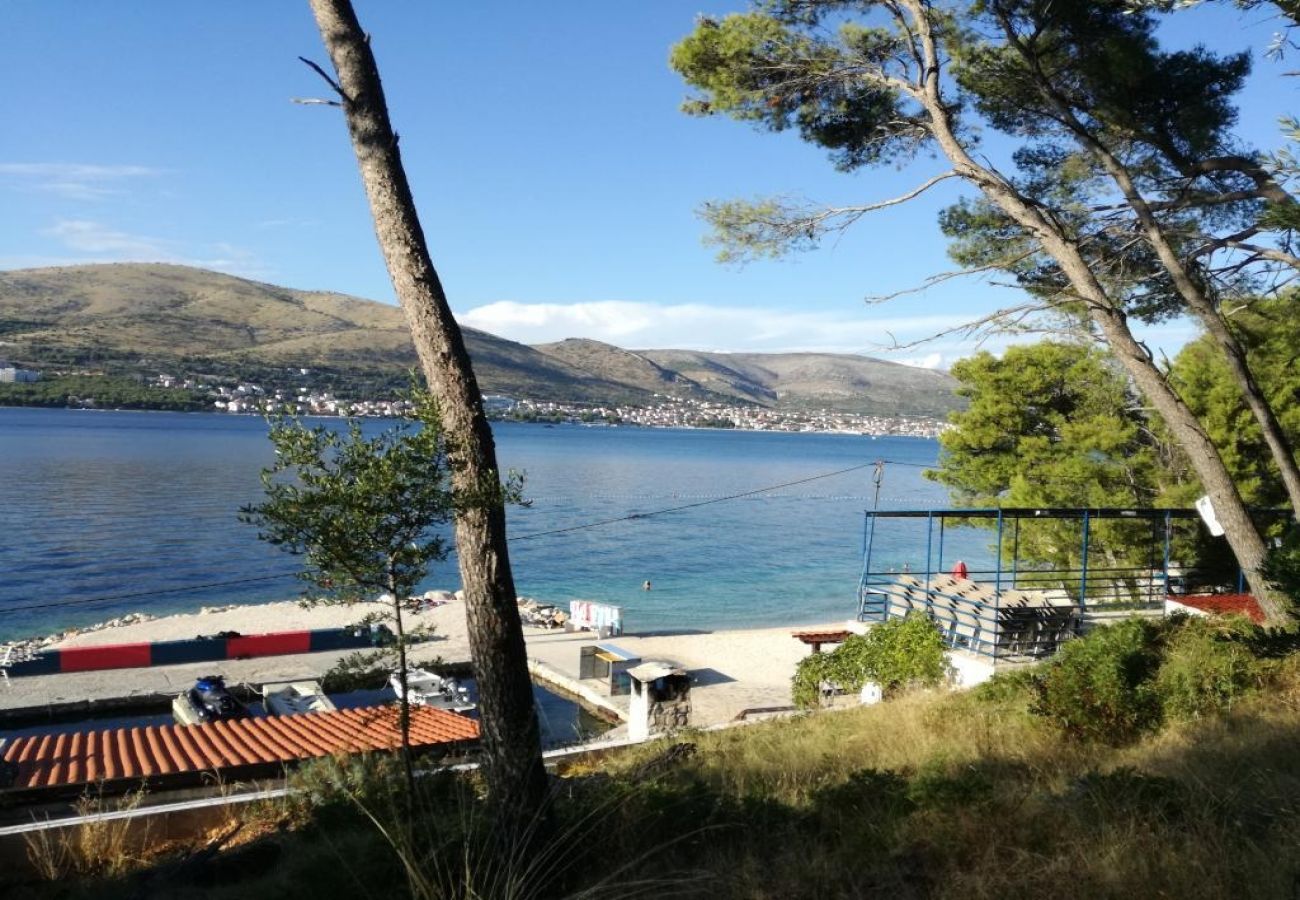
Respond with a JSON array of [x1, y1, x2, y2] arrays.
[[971, 667, 1037, 707], [1262, 525, 1300, 607], [1029, 615, 1272, 743], [791, 614, 950, 709], [1031, 617, 1164, 744], [790, 649, 840, 709], [1155, 616, 1263, 720]]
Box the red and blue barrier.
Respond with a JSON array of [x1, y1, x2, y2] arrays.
[[4, 625, 386, 678]]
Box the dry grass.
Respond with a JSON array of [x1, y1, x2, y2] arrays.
[[23, 788, 152, 881], [12, 658, 1300, 898], [583, 674, 1300, 899]]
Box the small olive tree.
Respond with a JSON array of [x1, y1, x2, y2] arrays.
[[241, 390, 458, 792]]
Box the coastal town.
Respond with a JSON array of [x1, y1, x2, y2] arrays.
[[1, 364, 951, 437], [199, 378, 952, 437]]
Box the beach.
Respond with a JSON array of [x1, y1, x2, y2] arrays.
[[0, 598, 836, 728]]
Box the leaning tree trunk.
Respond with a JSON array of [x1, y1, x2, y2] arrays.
[[902, 0, 1290, 624], [1011, 60, 1300, 518], [306, 0, 547, 824]]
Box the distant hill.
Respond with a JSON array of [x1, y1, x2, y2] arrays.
[[0, 263, 961, 416], [639, 348, 961, 418]]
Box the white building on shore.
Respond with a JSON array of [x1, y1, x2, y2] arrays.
[[0, 364, 41, 383]]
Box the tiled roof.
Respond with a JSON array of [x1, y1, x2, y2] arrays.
[[1169, 594, 1266, 625], [1, 705, 479, 793]]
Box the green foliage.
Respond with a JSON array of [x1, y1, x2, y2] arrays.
[[929, 341, 1173, 579], [240, 390, 474, 776], [905, 760, 995, 810], [954, 2, 1248, 163], [1170, 296, 1300, 509], [928, 324, 1300, 586], [670, 0, 1271, 318], [1263, 525, 1300, 603], [790, 649, 839, 709], [933, 341, 1161, 507], [1031, 615, 1269, 743], [1032, 618, 1165, 744], [792, 614, 950, 709], [1155, 615, 1262, 719], [971, 667, 1038, 706], [671, 12, 922, 173], [32, 651, 1300, 899], [0, 375, 208, 411], [241, 391, 455, 605], [939, 0, 1262, 326]]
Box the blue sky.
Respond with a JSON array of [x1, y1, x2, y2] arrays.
[[2, 2, 1294, 367]]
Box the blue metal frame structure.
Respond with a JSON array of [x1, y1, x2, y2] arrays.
[[856, 506, 1285, 660]]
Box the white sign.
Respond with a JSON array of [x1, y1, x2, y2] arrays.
[[1195, 495, 1225, 536]]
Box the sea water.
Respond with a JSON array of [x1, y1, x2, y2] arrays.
[[0, 408, 974, 642]]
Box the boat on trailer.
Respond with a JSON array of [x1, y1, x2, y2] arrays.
[[262, 680, 338, 716], [173, 674, 250, 726], [390, 667, 475, 713]]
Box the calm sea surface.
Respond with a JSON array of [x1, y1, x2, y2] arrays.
[[0, 408, 981, 642]]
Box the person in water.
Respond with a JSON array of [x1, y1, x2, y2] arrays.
[[642, 580, 652, 591]]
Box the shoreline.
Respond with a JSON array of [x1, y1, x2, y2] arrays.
[[0, 597, 837, 728], [0, 403, 947, 439]]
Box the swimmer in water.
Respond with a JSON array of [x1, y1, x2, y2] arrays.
[[643, 580, 652, 591]]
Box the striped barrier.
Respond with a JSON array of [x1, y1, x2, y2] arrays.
[[59, 643, 153, 673], [4, 625, 391, 678]]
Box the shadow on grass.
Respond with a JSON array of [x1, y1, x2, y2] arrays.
[[12, 694, 1300, 899]]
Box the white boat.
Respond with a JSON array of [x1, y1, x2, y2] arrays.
[[261, 680, 338, 717], [390, 667, 475, 713]]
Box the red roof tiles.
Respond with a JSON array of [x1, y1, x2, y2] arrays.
[[1169, 593, 1266, 625], [1, 705, 479, 793]]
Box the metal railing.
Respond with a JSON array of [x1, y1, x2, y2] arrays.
[[856, 564, 1174, 661]]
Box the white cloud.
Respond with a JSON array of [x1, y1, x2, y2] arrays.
[[458, 299, 972, 355], [44, 219, 173, 258], [0, 162, 160, 200], [2, 218, 271, 280], [457, 300, 1214, 364], [898, 352, 944, 370]]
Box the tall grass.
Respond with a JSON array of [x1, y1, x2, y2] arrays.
[[13, 616, 1300, 898], [24, 788, 151, 881]]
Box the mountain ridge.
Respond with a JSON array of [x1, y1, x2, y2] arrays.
[[0, 263, 961, 417]]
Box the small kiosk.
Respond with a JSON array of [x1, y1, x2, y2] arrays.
[[578, 642, 641, 695], [626, 661, 692, 742]]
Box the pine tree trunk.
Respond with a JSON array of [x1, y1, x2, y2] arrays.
[[902, 0, 1290, 624], [306, 0, 547, 825], [1005, 50, 1300, 518]]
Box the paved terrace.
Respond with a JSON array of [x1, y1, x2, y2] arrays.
[[0, 601, 825, 728]]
